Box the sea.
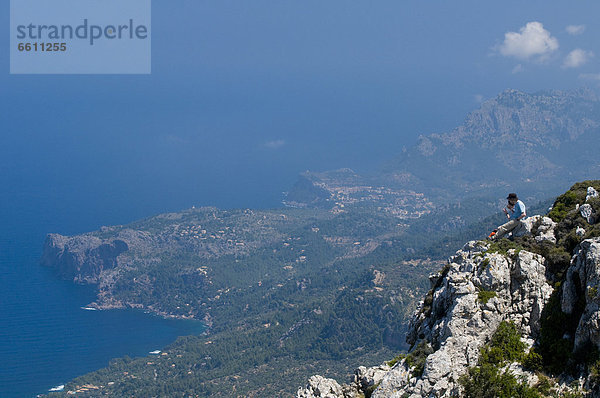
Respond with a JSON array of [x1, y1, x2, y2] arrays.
[[0, 200, 213, 398]]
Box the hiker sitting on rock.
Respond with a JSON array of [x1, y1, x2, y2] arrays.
[[490, 193, 527, 240]]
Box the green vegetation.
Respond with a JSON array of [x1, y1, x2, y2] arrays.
[[49, 204, 466, 397], [479, 181, 600, 393], [386, 353, 405, 367], [405, 341, 433, 378], [460, 365, 540, 398], [536, 284, 581, 375], [548, 191, 579, 223], [548, 181, 600, 223], [480, 322, 526, 365], [522, 350, 543, 372], [459, 322, 540, 398], [478, 288, 497, 305], [484, 238, 523, 257]]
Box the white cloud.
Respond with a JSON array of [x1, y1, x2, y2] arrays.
[[499, 22, 559, 61], [264, 139, 285, 149], [512, 64, 524, 74], [563, 49, 593, 68], [566, 25, 585, 35], [474, 94, 484, 103]]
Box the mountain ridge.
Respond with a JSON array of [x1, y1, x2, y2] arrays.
[[286, 88, 600, 209]]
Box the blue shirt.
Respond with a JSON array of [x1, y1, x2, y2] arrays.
[[509, 200, 526, 220]]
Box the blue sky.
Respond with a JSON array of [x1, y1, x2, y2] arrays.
[[2, 0, 600, 232]]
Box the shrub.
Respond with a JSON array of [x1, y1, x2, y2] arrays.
[[548, 181, 600, 222], [459, 322, 538, 397], [522, 349, 543, 372], [478, 289, 497, 305], [486, 239, 523, 256], [549, 191, 578, 223], [534, 374, 553, 396], [405, 341, 434, 378], [589, 360, 600, 385], [386, 353, 405, 367], [536, 289, 578, 375], [486, 321, 526, 363], [459, 364, 541, 398]]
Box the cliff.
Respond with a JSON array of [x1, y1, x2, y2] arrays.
[[41, 233, 129, 283], [298, 181, 600, 397]]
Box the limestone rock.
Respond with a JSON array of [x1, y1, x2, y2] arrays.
[[561, 238, 600, 350], [535, 216, 557, 244], [586, 186, 599, 202], [580, 204, 594, 224], [41, 233, 129, 283], [297, 375, 345, 398], [352, 364, 391, 392], [521, 215, 556, 243], [371, 241, 553, 397], [577, 227, 586, 237], [299, 222, 600, 397]]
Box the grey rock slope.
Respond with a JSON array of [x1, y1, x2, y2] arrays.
[[372, 242, 553, 397], [563, 238, 600, 351]]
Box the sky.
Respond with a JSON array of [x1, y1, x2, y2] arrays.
[[2, 0, 600, 235]]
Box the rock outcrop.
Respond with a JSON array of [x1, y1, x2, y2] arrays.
[[298, 183, 600, 398], [372, 242, 553, 397], [297, 376, 349, 398], [562, 238, 600, 351], [41, 233, 129, 283]]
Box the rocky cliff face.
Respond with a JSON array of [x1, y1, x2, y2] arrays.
[[563, 238, 600, 352], [388, 243, 552, 397], [41, 233, 129, 283], [298, 182, 600, 397], [389, 88, 600, 197]]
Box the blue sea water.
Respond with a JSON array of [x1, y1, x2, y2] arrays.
[[0, 191, 213, 398], [0, 238, 206, 398]]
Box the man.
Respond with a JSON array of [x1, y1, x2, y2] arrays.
[[490, 193, 527, 240]]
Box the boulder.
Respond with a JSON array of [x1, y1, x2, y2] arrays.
[[297, 375, 345, 398], [586, 186, 599, 202], [580, 204, 594, 224]]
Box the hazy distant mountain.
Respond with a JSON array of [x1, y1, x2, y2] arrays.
[[287, 88, 600, 209]]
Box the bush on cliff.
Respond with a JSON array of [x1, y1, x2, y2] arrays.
[[460, 321, 540, 398]]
